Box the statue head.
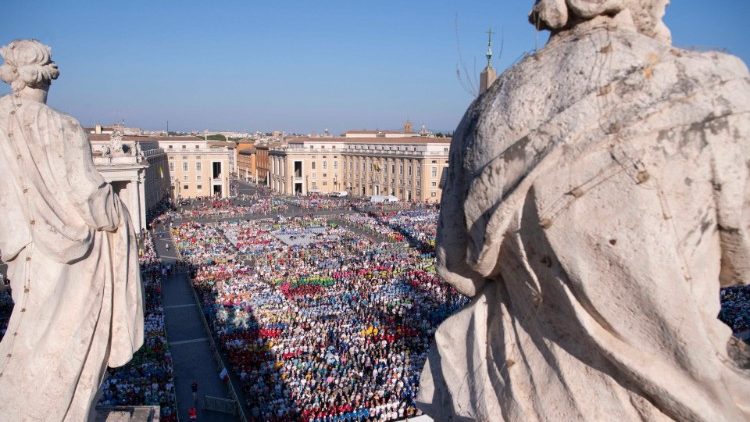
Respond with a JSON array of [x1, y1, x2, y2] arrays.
[[0, 39, 59, 94], [529, 0, 671, 43]]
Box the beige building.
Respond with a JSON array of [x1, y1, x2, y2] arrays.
[[158, 137, 234, 199], [89, 132, 171, 232], [269, 136, 450, 203]]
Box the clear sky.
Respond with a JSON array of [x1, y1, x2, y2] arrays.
[[1, 0, 747, 134]]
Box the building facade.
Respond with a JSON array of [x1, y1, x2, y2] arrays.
[[255, 144, 270, 186], [89, 132, 171, 232], [158, 137, 233, 199], [269, 137, 450, 203], [237, 146, 258, 182]]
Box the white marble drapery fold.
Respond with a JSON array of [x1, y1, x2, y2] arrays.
[[0, 95, 143, 421]]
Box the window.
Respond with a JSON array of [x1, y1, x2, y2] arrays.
[[432, 167, 437, 178], [197, 175, 202, 181], [431, 192, 437, 197], [195, 145, 200, 149], [196, 184, 202, 190], [391, 164, 395, 173], [432, 160, 437, 164], [182, 156, 188, 160], [323, 173, 327, 178], [169, 162, 174, 172], [323, 181, 328, 186], [333, 161, 338, 169], [183, 184, 189, 190], [431, 181, 437, 187], [183, 162, 188, 172], [196, 162, 202, 171], [312, 182, 317, 189], [323, 161, 328, 170], [182, 145, 186, 149], [183, 174, 188, 181], [312, 161, 316, 170], [312, 172, 317, 178], [408, 165, 412, 176], [168, 145, 173, 149]]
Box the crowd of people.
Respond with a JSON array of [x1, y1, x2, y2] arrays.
[[0, 287, 11, 339], [171, 213, 467, 421], [719, 286, 750, 342], [164, 196, 291, 221], [373, 208, 439, 252], [1, 186, 749, 421], [97, 233, 179, 421]]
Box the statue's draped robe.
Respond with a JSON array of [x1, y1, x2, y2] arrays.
[[0, 95, 143, 421], [418, 24, 750, 422]]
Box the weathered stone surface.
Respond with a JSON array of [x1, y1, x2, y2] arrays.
[[418, 3, 750, 421], [0, 40, 144, 420]]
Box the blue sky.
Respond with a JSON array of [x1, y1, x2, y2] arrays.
[[1, 0, 747, 134]]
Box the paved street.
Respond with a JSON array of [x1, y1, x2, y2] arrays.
[[155, 227, 240, 422]]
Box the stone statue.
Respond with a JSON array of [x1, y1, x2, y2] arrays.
[[0, 40, 143, 420], [418, 1, 750, 420]]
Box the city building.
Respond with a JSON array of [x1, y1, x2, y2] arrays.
[[255, 144, 271, 186], [89, 131, 171, 232], [269, 136, 450, 203], [237, 145, 258, 182], [158, 137, 234, 199]]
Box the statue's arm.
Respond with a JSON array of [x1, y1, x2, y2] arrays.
[[717, 114, 750, 287], [61, 115, 122, 232]]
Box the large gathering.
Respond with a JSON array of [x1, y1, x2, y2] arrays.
[[169, 199, 466, 421], [1, 186, 749, 421]]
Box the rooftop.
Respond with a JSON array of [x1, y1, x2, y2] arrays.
[[286, 136, 450, 144]]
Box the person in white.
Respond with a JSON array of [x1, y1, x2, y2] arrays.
[[0, 39, 143, 421]]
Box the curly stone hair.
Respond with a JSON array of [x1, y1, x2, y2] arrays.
[[529, 0, 671, 43], [0, 39, 59, 93]]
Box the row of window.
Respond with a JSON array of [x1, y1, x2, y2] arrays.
[[310, 161, 337, 170], [168, 144, 201, 150], [168, 162, 203, 172]]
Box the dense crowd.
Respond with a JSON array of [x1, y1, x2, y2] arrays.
[[719, 286, 750, 342], [376, 208, 438, 251], [97, 233, 178, 421], [0, 186, 749, 422], [0, 287, 11, 339], [171, 214, 467, 421], [170, 197, 290, 221]]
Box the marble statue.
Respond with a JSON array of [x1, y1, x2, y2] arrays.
[[0, 40, 144, 420], [418, 1, 750, 420]]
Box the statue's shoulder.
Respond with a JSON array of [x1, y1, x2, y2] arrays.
[[670, 46, 750, 83], [25, 100, 84, 130]]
